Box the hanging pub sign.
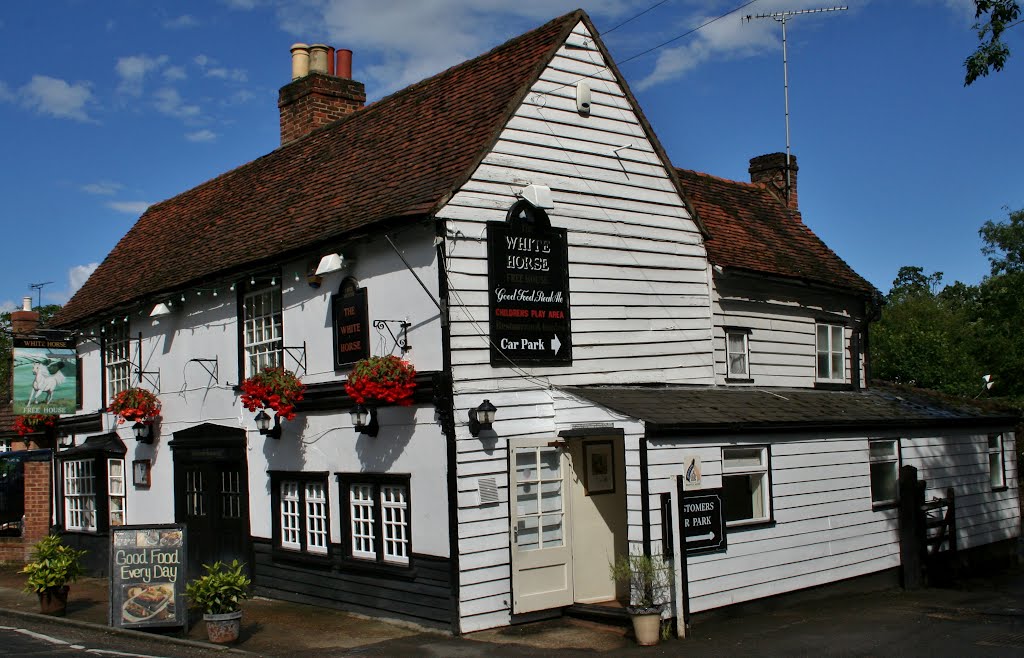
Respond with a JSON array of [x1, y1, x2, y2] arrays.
[[12, 336, 77, 415], [110, 524, 187, 630], [486, 208, 572, 366], [332, 287, 370, 369]]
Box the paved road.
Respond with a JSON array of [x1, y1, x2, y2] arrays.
[[0, 613, 222, 658]]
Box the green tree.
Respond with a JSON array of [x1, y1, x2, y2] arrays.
[[964, 0, 1021, 85], [0, 304, 63, 403]]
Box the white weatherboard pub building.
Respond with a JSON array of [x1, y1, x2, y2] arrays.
[[51, 10, 1018, 634]]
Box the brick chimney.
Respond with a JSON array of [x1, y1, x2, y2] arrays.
[[749, 152, 798, 210], [278, 44, 365, 145], [11, 296, 39, 335]]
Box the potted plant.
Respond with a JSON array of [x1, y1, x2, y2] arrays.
[[345, 355, 417, 406], [240, 367, 305, 422], [12, 414, 58, 437], [610, 552, 668, 646], [108, 387, 162, 426], [185, 560, 251, 644], [20, 535, 87, 615]]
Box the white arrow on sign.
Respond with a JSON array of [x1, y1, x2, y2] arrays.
[[551, 334, 561, 353], [688, 532, 716, 543]]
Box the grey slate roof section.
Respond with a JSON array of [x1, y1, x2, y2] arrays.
[[561, 385, 1019, 436]]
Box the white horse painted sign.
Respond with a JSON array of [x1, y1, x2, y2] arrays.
[[12, 337, 77, 415]]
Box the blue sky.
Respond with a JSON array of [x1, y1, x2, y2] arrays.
[[1, 0, 1021, 312]]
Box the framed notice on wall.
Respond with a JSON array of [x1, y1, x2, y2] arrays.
[[584, 440, 615, 495], [486, 216, 572, 366], [110, 525, 187, 630]]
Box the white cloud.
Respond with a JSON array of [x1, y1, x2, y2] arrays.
[[116, 54, 169, 96], [185, 129, 218, 142], [206, 67, 248, 82], [163, 15, 199, 29], [194, 54, 210, 68], [20, 75, 95, 122], [223, 0, 261, 9], [164, 65, 187, 81], [274, 1, 632, 96], [107, 201, 152, 215], [0, 299, 18, 313], [68, 263, 99, 296], [81, 181, 124, 196], [153, 87, 201, 119], [0, 81, 13, 102]]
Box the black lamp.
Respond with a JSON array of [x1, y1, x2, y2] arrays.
[[468, 399, 497, 437], [254, 409, 282, 439], [350, 404, 379, 437], [132, 421, 154, 444]]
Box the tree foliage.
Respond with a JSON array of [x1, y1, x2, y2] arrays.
[[871, 208, 1024, 403], [964, 0, 1021, 85]]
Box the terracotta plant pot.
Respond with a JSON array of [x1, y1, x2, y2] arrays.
[[203, 610, 242, 644], [630, 611, 661, 646], [38, 585, 70, 616]]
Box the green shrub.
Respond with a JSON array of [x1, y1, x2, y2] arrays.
[[609, 552, 669, 613], [20, 535, 86, 594], [185, 560, 251, 615]]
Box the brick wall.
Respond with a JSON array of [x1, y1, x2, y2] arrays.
[[278, 72, 365, 144], [0, 459, 52, 563]]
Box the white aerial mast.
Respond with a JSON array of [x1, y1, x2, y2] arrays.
[[744, 6, 847, 201]]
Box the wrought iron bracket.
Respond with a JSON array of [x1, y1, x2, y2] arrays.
[[135, 369, 161, 392], [188, 358, 219, 384], [373, 320, 411, 354], [283, 342, 307, 377]]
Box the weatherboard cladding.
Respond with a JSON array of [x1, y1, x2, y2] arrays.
[[676, 168, 876, 296], [54, 10, 585, 328]]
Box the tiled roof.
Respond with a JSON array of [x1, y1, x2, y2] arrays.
[[563, 384, 1018, 435], [676, 168, 876, 296], [54, 11, 585, 327]]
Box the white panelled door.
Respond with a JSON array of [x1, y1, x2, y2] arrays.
[[510, 439, 573, 614]]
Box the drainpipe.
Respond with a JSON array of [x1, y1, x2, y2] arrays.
[[640, 436, 652, 556]]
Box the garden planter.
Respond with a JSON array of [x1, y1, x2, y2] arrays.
[[38, 586, 70, 616], [630, 611, 661, 646], [203, 610, 242, 643]]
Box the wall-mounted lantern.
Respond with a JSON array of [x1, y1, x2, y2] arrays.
[[132, 421, 155, 444], [469, 400, 497, 437], [254, 410, 282, 440], [350, 404, 379, 437]]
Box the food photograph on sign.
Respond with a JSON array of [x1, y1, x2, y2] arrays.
[[121, 584, 176, 624], [11, 338, 77, 415]]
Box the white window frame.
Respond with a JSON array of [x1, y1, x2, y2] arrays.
[[722, 446, 771, 527], [988, 434, 1006, 490], [274, 473, 329, 556], [816, 323, 846, 382], [869, 439, 901, 507], [63, 459, 97, 532], [242, 283, 283, 377], [0, 439, 10, 453], [725, 330, 751, 379], [108, 458, 126, 527], [340, 475, 411, 566], [105, 320, 132, 399]]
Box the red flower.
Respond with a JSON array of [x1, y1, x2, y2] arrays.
[[12, 414, 58, 436], [107, 388, 161, 424], [240, 367, 305, 421], [345, 355, 416, 406]]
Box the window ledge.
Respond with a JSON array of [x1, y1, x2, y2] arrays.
[[871, 502, 898, 511], [814, 381, 853, 391], [726, 519, 775, 533], [991, 486, 1009, 493], [725, 377, 755, 384], [271, 548, 333, 568], [337, 557, 416, 580]]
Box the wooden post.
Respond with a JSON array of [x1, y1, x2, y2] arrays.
[[674, 475, 690, 638], [898, 465, 922, 589]]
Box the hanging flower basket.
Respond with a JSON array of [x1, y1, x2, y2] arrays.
[[108, 388, 162, 425], [345, 355, 417, 406], [240, 367, 305, 422], [12, 414, 59, 437]]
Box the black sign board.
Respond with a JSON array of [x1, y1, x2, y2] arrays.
[[332, 288, 370, 368], [678, 487, 727, 555], [487, 221, 572, 365], [110, 524, 187, 630]]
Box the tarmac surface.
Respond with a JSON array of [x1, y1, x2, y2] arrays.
[[0, 562, 1023, 656]]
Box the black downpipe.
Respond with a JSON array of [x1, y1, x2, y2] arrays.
[[640, 437, 652, 556], [435, 219, 462, 634]]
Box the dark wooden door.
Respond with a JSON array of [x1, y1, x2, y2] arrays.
[[173, 449, 250, 578]]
